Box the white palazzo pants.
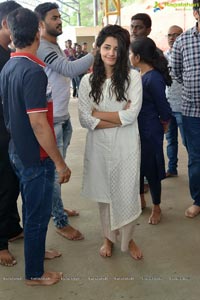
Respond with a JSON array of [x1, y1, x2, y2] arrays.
[[98, 203, 135, 252]]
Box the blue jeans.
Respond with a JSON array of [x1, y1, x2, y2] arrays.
[[52, 118, 73, 228], [182, 116, 200, 206], [9, 153, 54, 279], [72, 77, 80, 96], [166, 112, 186, 174]]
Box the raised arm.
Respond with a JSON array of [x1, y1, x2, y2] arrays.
[[37, 41, 94, 78]]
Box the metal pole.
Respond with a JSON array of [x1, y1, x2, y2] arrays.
[[93, 0, 98, 26], [77, 1, 81, 26]]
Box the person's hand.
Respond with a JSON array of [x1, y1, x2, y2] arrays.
[[91, 43, 97, 56], [163, 122, 170, 133], [56, 165, 71, 184], [124, 100, 131, 110], [92, 108, 98, 117], [160, 119, 170, 133]]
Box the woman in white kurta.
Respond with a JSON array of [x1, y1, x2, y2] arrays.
[[78, 25, 143, 259]]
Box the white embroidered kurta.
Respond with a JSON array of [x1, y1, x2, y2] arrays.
[[78, 69, 142, 230]]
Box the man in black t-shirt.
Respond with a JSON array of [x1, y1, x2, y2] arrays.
[[1, 7, 70, 286], [0, 1, 23, 267]]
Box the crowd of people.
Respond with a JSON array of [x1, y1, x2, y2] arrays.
[[64, 40, 89, 97], [0, 0, 200, 287]]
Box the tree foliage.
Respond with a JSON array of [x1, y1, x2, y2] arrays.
[[63, 0, 145, 27], [64, 0, 102, 26]]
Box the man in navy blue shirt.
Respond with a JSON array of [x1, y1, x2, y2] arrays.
[[1, 7, 70, 286]]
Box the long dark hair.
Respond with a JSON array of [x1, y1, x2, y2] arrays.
[[89, 25, 130, 104], [130, 37, 172, 86]]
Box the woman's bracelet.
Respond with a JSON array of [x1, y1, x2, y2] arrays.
[[57, 166, 68, 174]]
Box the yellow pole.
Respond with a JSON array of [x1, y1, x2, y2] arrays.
[[104, 0, 121, 24]]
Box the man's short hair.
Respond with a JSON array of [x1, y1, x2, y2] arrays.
[[0, 1, 21, 29], [7, 8, 39, 49], [34, 2, 59, 21], [131, 13, 152, 28]]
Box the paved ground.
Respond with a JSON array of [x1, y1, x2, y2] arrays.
[[1, 98, 199, 300]]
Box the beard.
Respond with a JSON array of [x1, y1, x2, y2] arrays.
[[46, 24, 62, 37]]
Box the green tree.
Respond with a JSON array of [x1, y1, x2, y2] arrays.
[[64, 0, 97, 26], [63, 0, 147, 27]]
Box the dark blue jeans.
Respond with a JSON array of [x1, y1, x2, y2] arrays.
[[182, 116, 200, 206], [52, 119, 72, 228], [9, 153, 55, 279], [165, 112, 186, 174]]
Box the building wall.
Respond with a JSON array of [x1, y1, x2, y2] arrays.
[[59, 2, 195, 52]]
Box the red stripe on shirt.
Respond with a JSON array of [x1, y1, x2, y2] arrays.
[[39, 101, 55, 160], [11, 52, 46, 68]]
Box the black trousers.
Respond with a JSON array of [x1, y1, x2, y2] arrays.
[[140, 153, 161, 205], [0, 149, 22, 251], [140, 173, 161, 205]]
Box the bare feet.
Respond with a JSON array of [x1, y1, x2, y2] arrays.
[[149, 205, 162, 225], [140, 194, 146, 209], [56, 225, 84, 240], [0, 249, 17, 266], [25, 271, 63, 286], [64, 208, 79, 217], [8, 231, 24, 242], [185, 205, 200, 218], [45, 249, 62, 260], [99, 238, 113, 257], [129, 239, 143, 260]]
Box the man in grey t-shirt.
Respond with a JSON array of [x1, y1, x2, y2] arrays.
[[35, 2, 94, 240]]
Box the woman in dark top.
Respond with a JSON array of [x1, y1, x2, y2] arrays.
[[130, 37, 172, 225]]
